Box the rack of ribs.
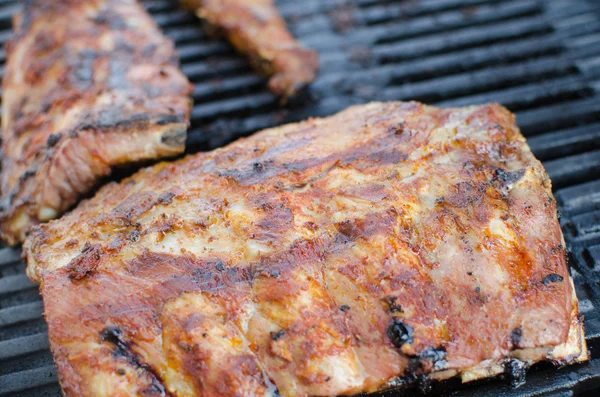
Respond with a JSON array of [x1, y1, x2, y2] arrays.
[[24, 102, 586, 396], [0, 0, 193, 245], [180, 0, 319, 99]]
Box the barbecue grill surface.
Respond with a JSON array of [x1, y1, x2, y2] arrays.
[[1, 0, 600, 396]]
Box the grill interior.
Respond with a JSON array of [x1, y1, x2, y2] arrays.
[[1, 0, 600, 395]]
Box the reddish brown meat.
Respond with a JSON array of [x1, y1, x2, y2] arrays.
[[25, 102, 586, 396], [0, 0, 193, 244], [180, 0, 319, 98]]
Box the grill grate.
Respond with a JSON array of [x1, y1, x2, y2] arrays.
[[1, 0, 600, 396]]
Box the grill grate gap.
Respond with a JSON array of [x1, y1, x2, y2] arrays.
[[372, 2, 543, 45], [356, 0, 507, 20], [375, 18, 553, 63]]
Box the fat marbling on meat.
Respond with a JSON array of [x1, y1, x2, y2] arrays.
[[25, 102, 586, 396]]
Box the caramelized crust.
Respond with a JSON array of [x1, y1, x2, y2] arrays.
[[180, 0, 318, 98], [25, 102, 586, 396], [0, 0, 193, 244]]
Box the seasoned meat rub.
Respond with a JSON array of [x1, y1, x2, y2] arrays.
[[0, 0, 193, 244], [25, 102, 586, 396], [180, 0, 319, 98]]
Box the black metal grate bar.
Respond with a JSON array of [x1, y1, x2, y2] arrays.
[[0, 301, 43, 327]]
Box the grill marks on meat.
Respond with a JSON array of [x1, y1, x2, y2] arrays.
[[0, 0, 193, 244], [180, 0, 318, 99], [25, 102, 586, 396]]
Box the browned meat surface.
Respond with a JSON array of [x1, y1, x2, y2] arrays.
[[0, 0, 194, 245], [25, 102, 586, 396], [180, 0, 319, 98]]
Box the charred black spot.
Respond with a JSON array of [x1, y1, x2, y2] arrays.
[[117, 368, 126, 375], [505, 359, 528, 387], [101, 326, 172, 396], [141, 383, 169, 396], [419, 347, 448, 371], [46, 133, 62, 147], [542, 273, 564, 284], [511, 327, 523, 349], [18, 170, 36, 183], [340, 305, 351, 312], [101, 326, 130, 359], [382, 296, 404, 314], [495, 168, 526, 185], [407, 346, 448, 374], [387, 318, 413, 349], [77, 122, 95, 132], [253, 162, 267, 172], [270, 330, 285, 341], [269, 383, 282, 397], [128, 229, 140, 242], [221, 159, 280, 185]]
